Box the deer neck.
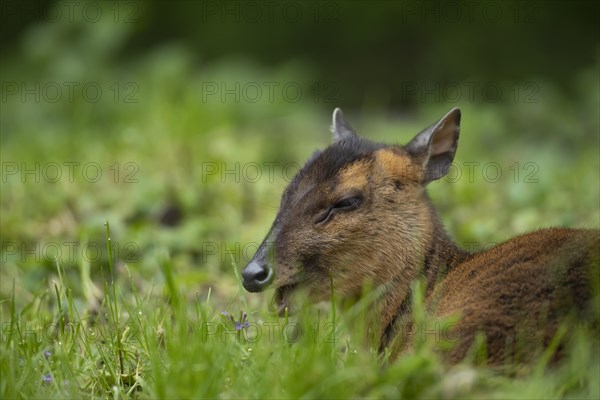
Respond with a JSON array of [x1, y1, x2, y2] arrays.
[[376, 218, 469, 352]]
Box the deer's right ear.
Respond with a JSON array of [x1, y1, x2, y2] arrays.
[[331, 108, 357, 143], [406, 108, 461, 184]]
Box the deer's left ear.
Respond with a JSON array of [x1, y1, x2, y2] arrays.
[[406, 108, 461, 184], [331, 108, 357, 143]]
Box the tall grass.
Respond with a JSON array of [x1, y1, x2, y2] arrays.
[[1, 229, 599, 398]]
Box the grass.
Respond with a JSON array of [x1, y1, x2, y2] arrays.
[[1, 244, 599, 398], [1, 18, 600, 399]]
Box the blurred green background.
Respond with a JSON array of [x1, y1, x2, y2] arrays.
[[1, 0, 599, 309]]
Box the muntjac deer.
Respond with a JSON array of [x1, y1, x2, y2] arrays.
[[242, 108, 599, 365]]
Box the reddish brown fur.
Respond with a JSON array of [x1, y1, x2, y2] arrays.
[[241, 108, 600, 366], [429, 228, 599, 363]]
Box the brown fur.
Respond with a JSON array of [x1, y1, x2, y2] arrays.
[[241, 108, 600, 366]]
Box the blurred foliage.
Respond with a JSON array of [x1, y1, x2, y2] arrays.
[[2, 1, 599, 107]]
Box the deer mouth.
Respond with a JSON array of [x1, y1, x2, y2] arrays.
[[271, 283, 299, 317]]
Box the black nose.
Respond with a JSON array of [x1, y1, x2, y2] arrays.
[[242, 260, 273, 292]]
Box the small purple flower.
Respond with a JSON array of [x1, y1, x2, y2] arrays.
[[42, 373, 53, 384], [221, 310, 250, 331], [240, 312, 250, 329], [43, 350, 52, 359]]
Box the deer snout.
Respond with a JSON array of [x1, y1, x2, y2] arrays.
[[242, 259, 273, 292]]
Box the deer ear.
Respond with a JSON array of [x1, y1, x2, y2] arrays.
[[406, 108, 461, 184], [331, 108, 357, 143]]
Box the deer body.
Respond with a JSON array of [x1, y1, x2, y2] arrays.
[[242, 108, 599, 365]]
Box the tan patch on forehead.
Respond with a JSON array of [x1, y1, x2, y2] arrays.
[[337, 160, 371, 192], [375, 149, 421, 181]]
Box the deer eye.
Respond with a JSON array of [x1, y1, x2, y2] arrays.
[[333, 196, 362, 211], [315, 196, 362, 224]]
